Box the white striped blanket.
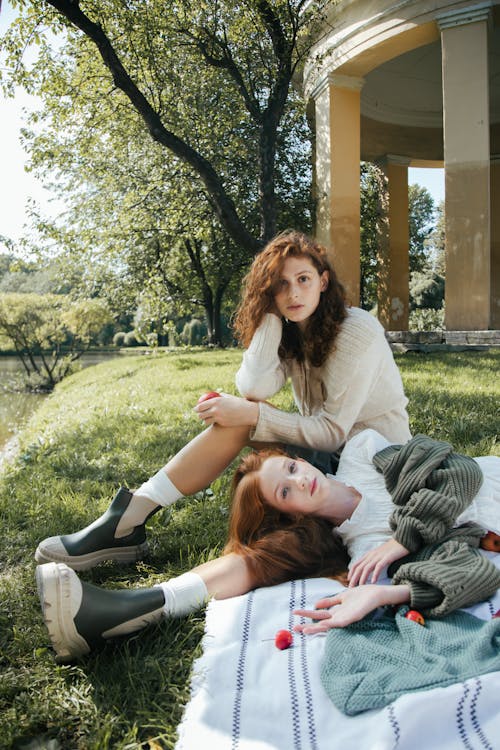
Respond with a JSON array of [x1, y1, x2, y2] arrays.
[[176, 555, 500, 750]]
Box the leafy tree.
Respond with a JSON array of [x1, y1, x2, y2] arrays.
[[0, 252, 73, 294], [408, 183, 435, 273], [409, 269, 445, 310], [3, 0, 319, 249], [359, 165, 437, 310], [0, 293, 112, 389], [360, 162, 385, 309], [425, 199, 445, 276], [2, 1, 316, 343]]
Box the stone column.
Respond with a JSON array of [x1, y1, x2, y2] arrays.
[[311, 73, 364, 305], [377, 157, 410, 331], [438, 5, 491, 329], [491, 157, 500, 329]]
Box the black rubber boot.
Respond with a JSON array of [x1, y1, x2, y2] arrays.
[[35, 487, 159, 570], [36, 562, 166, 662]]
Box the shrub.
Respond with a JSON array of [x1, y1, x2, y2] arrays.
[[181, 318, 207, 346], [123, 331, 141, 347], [113, 331, 126, 347], [409, 270, 445, 310], [409, 306, 445, 331]]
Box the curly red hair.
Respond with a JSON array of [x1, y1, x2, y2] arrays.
[[233, 231, 347, 367], [224, 449, 349, 588]]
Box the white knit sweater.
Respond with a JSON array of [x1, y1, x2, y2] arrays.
[[235, 307, 410, 452]]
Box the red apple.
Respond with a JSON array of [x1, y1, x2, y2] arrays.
[[480, 531, 500, 553], [275, 629, 293, 650], [405, 609, 425, 625], [197, 391, 220, 404]]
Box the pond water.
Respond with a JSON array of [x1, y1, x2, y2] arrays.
[[0, 352, 123, 462]]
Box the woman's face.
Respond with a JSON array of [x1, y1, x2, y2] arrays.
[[273, 255, 328, 328], [258, 455, 330, 517]]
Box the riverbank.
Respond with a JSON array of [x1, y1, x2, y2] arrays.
[[0, 349, 132, 459], [0, 349, 498, 747]]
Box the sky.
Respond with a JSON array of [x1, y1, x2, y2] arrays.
[[0, 0, 66, 253], [0, 1, 445, 253]]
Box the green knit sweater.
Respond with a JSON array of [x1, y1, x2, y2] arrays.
[[373, 435, 500, 615]]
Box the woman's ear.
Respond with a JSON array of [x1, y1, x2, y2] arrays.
[[320, 270, 329, 292]]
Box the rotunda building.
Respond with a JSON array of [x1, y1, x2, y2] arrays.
[[302, 0, 500, 330]]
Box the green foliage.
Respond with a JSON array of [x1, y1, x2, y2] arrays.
[[408, 184, 435, 273], [181, 318, 207, 346], [123, 331, 141, 348], [409, 269, 445, 310], [0, 349, 497, 747], [1, 0, 318, 343], [409, 306, 445, 331], [0, 293, 112, 389], [360, 162, 384, 309], [0, 253, 70, 295], [425, 200, 446, 275], [360, 166, 438, 310], [112, 331, 126, 347]]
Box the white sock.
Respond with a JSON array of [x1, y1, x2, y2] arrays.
[[156, 572, 209, 618], [136, 468, 183, 507]]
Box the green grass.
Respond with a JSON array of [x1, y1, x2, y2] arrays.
[[0, 348, 498, 749]]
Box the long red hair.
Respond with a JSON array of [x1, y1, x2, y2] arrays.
[[224, 449, 350, 587], [233, 230, 347, 367]]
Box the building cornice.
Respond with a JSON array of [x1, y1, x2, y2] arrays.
[[437, 1, 492, 29], [309, 72, 365, 101]]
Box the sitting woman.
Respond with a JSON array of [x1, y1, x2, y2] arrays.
[[35, 429, 500, 661], [35, 229, 410, 572]]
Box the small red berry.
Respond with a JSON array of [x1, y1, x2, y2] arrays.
[[480, 531, 500, 552], [405, 609, 425, 625], [197, 391, 220, 404], [275, 629, 293, 650]]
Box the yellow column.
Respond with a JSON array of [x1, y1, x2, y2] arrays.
[[491, 158, 500, 329], [377, 157, 410, 330], [439, 7, 491, 330], [311, 73, 364, 305]]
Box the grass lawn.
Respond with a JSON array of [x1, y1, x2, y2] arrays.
[[0, 348, 498, 749]]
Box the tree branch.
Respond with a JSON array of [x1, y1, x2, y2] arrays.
[[44, 0, 260, 254]]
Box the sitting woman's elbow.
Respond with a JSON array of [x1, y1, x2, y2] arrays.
[[238, 385, 268, 401]]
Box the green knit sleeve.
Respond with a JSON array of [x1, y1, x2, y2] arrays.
[[391, 534, 500, 616], [374, 436, 484, 553], [389, 485, 473, 551]]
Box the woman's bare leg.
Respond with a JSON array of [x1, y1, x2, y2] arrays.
[[163, 423, 250, 495], [36, 424, 254, 566], [114, 423, 251, 535]]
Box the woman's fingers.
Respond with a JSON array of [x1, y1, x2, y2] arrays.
[[293, 620, 333, 634], [348, 555, 375, 587], [293, 608, 333, 621], [348, 539, 410, 587]]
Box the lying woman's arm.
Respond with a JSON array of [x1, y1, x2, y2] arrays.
[[293, 584, 411, 632], [297, 528, 500, 632]]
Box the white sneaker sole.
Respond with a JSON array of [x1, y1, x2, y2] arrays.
[[36, 562, 91, 662], [34, 541, 149, 571]]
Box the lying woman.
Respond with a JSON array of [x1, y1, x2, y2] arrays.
[[35, 429, 500, 661]]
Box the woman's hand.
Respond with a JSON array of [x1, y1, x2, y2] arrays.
[[347, 538, 409, 587], [193, 393, 259, 428], [293, 584, 410, 632]]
